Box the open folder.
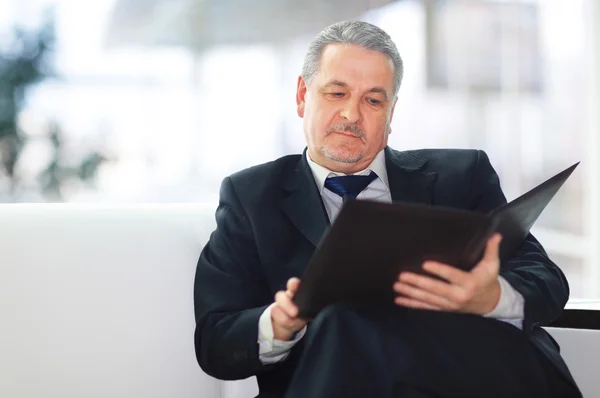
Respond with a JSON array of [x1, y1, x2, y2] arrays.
[[293, 162, 580, 319]]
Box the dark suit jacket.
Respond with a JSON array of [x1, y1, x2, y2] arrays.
[[194, 147, 575, 397]]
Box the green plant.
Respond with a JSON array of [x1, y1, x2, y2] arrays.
[[0, 13, 108, 201]]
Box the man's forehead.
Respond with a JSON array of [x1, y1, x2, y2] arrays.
[[313, 44, 395, 92]]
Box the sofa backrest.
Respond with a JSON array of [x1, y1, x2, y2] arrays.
[[0, 204, 261, 398]]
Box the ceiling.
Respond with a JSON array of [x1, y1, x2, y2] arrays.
[[104, 0, 398, 51]]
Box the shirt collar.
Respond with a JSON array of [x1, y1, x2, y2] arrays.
[[306, 149, 390, 195]]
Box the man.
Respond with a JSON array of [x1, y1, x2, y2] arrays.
[[194, 21, 581, 398]]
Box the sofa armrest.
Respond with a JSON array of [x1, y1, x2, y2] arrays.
[[545, 302, 600, 398]]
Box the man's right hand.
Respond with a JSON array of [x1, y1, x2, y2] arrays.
[[271, 277, 308, 341]]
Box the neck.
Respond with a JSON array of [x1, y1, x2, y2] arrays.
[[323, 159, 373, 174]]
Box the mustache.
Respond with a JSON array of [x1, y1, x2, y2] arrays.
[[326, 124, 366, 139]]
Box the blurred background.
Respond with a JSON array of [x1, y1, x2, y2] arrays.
[[0, 0, 598, 299]]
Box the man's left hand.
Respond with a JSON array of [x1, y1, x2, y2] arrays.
[[393, 234, 503, 315]]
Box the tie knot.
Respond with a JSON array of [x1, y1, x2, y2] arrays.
[[324, 171, 378, 202]]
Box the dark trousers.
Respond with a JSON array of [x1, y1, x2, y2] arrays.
[[283, 304, 580, 398]]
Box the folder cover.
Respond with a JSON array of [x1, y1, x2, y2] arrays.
[[293, 162, 579, 319]]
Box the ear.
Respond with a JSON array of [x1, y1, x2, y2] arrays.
[[296, 76, 307, 118]]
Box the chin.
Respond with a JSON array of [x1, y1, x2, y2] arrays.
[[321, 146, 363, 164]]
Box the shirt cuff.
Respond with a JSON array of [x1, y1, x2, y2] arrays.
[[258, 303, 307, 364], [483, 275, 525, 329]]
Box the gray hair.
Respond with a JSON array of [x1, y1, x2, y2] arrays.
[[301, 21, 404, 97]]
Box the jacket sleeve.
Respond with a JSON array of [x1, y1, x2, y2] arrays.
[[194, 176, 275, 380], [469, 150, 570, 331]]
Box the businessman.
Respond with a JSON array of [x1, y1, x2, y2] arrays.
[[194, 21, 581, 398]]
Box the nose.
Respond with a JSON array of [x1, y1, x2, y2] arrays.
[[339, 98, 362, 123]]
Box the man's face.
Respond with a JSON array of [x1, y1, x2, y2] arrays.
[[297, 43, 397, 173]]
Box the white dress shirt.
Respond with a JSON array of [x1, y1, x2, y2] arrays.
[[258, 149, 524, 364]]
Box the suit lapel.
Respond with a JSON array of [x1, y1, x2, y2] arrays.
[[281, 147, 436, 247], [384, 147, 436, 205], [282, 152, 329, 248]]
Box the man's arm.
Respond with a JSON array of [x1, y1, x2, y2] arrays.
[[470, 150, 570, 330], [194, 177, 274, 380]]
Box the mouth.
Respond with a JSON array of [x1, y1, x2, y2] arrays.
[[332, 130, 361, 139]]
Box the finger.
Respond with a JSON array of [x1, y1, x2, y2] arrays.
[[398, 272, 460, 299], [286, 277, 301, 295], [421, 261, 469, 286], [394, 296, 442, 311], [272, 305, 308, 330], [393, 282, 457, 310], [271, 305, 304, 330], [275, 290, 299, 318]]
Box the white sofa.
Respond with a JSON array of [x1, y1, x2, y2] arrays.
[[0, 204, 598, 398]]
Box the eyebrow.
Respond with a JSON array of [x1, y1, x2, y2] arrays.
[[322, 80, 389, 101]]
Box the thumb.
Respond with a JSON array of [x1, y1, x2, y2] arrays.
[[484, 233, 503, 262], [286, 277, 301, 296], [474, 234, 502, 274]]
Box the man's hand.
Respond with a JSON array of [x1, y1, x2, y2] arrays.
[[393, 234, 503, 315], [271, 277, 308, 341]]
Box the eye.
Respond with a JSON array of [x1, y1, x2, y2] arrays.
[[326, 92, 345, 98], [367, 98, 382, 106]]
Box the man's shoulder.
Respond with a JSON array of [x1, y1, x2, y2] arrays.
[[229, 154, 302, 182], [396, 148, 481, 163], [388, 147, 484, 171], [388, 148, 501, 208], [225, 154, 302, 202]]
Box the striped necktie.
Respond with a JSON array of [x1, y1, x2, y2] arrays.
[[324, 171, 378, 203]]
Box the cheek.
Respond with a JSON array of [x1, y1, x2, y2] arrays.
[[311, 108, 335, 134], [365, 114, 390, 135], [304, 108, 326, 143]]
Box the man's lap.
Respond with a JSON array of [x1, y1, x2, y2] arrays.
[[289, 304, 571, 398]]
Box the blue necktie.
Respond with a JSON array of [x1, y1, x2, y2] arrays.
[[324, 171, 378, 203]]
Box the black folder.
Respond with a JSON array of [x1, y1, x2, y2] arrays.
[[293, 162, 580, 319]]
